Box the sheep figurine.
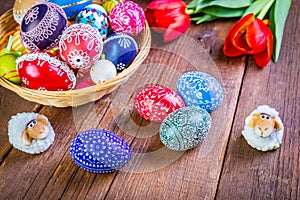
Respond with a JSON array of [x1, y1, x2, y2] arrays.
[[8, 112, 55, 154], [242, 105, 284, 151]]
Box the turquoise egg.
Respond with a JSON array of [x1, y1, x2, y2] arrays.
[[75, 4, 109, 38], [176, 71, 223, 113], [159, 106, 212, 151]]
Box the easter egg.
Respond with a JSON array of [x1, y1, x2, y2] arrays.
[[20, 2, 67, 51], [16, 51, 76, 91], [75, 4, 109, 38], [135, 85, 185, 122], [176, 71, 223, 113], [48, 0, 92, 21], [160, 106, 212, 151], [70, 129, 131, 173], [90, 60, 117, 84], [0, 53, 21, 84], [103, 33, 137, 72], [59, 23, 103, 70], [13, 0, 47, 24], [109, 1, 146, 35], [102, 0, 122, 14], [75, 81, 93, 89], [12, 30, 25, 52]]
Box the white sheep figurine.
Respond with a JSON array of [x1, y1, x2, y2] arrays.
[[8, 112, 55, 154], [242, 105, 284, 151]]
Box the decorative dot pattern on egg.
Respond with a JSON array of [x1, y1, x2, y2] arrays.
[[103, 33, 138, 72], [109, 0, 146, 35], [20, 2, 68, 51], [90, 59, 117, 84], [70, 129, 131, 173], [75, 4, 109, 38], [48, 0, 92, 21], [135, 85, 185, 122], [160, 106, 212, 151], [176, 71, 223, 113]]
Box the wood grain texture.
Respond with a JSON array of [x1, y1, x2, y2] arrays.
[[0, 0, 299, 199], [216, 0, 300, 199]]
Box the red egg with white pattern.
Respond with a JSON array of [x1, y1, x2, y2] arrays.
[[135, 85, 185, 122], [59, 23, 103, 70], [109, 1, 146, 35], [16, 51, 76, 91]]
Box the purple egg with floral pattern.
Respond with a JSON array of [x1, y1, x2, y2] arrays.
[[75, 4, 109, 38], [20, 2, 67, 51], [109, 1, 146, 35], [70, 129, 131, 173], [103, 33, 138, 72]]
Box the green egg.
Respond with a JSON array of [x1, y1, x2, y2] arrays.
[[0, 53, 21, 84]]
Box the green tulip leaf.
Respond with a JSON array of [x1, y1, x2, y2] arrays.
[[269, 0, 292, 62], [202, 6, 246, 18]]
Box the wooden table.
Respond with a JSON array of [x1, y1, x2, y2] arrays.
[[1, 1, 299, 199]]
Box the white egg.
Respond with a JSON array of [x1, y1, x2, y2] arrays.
[[90, 60, 117, 84]]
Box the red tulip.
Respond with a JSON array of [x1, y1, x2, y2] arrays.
[[145, 0, 191, 42], [223, 13, 273, 67]]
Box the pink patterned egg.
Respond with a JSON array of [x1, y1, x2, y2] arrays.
[[135, 85, 185, 122], [20, 2, 67, 51], [16, 51, 76, 91], [109, 1, 146, 35], [59, 24, 103, 70]]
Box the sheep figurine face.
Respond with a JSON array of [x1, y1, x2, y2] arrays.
[[242, 105, 284, 151], [246, 113, 283, 138], [22, 115, 50, 146]]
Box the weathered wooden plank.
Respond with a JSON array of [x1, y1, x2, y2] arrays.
[[102, 19, 247, 199], [216, 0, 300, 199]]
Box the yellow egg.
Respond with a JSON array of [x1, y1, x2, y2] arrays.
[[11, 30, 25, 52], [13, 0, 47, 24]]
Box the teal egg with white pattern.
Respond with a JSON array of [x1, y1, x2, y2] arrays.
[[176, 71, 223, 112], [159, 106, 212, 151], [75, 4, 109, 38]]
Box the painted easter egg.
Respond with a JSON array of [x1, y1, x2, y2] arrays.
[[103, 33, 137, 72], [0, 53, 21, 84], [59, 23, 103, 70], [20, 2, 67, 51], [109, 1, 146, 35], [13, 0, 47, 24], [160, 106, 212, 151], [75, 80, 93, 89], [48, 0, 92, 21], [176, 71, 223, 113], [16, 51, 76, 91], [90, 60, 117, 84], [135, 85, 185, 122], [75, 4, 109, 38], [70, 129, 131, 173], [102, 0, 122, 14], [12, 30, 26, 52]]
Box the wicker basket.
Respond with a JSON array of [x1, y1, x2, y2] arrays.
[[0, 0, 151, 107]]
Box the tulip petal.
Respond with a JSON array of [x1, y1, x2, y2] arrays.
[[163, 14, 190, 42], [246, 19, 269, 54], [253, 27, 273, 67], [223, 33, 244, 57]]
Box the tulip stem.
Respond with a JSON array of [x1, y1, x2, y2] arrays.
[[257, 0, 275, 20]]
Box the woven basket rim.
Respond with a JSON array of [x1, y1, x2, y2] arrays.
[[0, 4, 151, 107]]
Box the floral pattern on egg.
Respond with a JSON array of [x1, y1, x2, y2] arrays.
[[176, 71, 223, 113], [160, 106, 212, 151]]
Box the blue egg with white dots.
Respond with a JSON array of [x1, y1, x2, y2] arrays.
[[176, 71, 223, 113], [103, 33, 138, 72], [75, 4, 109, 38], [70, 129, 131, 173]]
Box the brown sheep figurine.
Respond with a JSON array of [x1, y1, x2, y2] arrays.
[[242, 105, 284, 151], [8, 112, 55, 154]]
